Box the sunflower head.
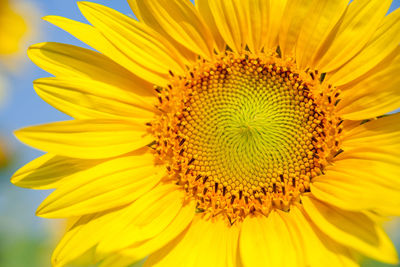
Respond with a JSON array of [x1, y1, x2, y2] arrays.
[[152, 51, 343, 222]]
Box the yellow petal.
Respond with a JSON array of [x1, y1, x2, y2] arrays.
[[337, 49, 400, 120], [127, 1, 196, 64], [28, 42, 154, 97], [42, 16, 116, 59], [15, 119, 153, 159], [78, 2, 186, 86], [196, 0, 226, 52], [11, 153, 104, 189], [116, 200, 196, 264], [302, 196, 399, 264], [311, 169, 400, 216], [264, 0, 287, 50], [315, 0, 392, 72], [282, 205, 358, 267], [336, 146, 400, 166], [128, 0, 214, 59], [145, 216, 239, 267], [240, 212, 298, 267], [36, 153, 163, 218], [98, 256, 143, 267], [295, 0, 348, 70], [204, 0, 245, 52], [328, 7, 400, 86], [34, 77, 156, 121], [327, 157, 400, 189], [279, 0, 313, 58], [233, 0, 269, 53], [52, 209, 123, 267], [96, 183, 184, 254], [342, 113, 400, 149]]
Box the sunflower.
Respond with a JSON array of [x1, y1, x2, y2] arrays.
[[12, 0, 400, 266], [0, 0, 28, 166], [0, 0, 28, 55]]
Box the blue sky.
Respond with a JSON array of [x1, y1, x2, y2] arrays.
[[0, 0, 399, 266]]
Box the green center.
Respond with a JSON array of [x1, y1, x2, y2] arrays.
[[180, 58, 317, 191]]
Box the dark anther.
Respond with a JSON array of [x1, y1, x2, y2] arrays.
[[158, 96, 163, 103], [155, 87, 162, 93], [163, 140, 167, 146], [338, 128, 343, 134], [310, 72, 315, 80], [276, 46, 282, 58], [292, 178, 296, 186], [337, 120, 344, 127], [239, 190, 243, 200], [179, 138, 186, 146], [167, 84, 172, 90], [145, 122, 152, 126], [334, 149, 344, 158], [245, 196, 249, 204], [279, 174, 284, 182], [169, 70, 174, 77], [147, 140, 157, 148], [195, 206, 205, 213], [320, 73, 326, 83], [185, 168, 191, 175], [360, 119, 370, 125], [188, 158, 195, 165], [230, 195, 236, 204], [328, 96, 332, 104], [227, 215, 233, 225], [166, 95, 170, 101], [214, 183, 218, 193], [195, 174, 202, 181], [282, 186, 286, 195], [203, 188, 208, 195], [203, 176, 209, 184], [273, 183, 277, 193], [190, 72, 194, 78], [335, 92, 340, 98], [335, 140, 339, 146], [223, 186, 227, 196], [179, 148, 185, 156], [311, 136, 318, 143], [261, 187, 267, 195]]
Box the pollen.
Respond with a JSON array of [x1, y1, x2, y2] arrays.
[[150, 51, 343, 223]]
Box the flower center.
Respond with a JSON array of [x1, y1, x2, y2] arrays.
[[150, 52, 342, 223]]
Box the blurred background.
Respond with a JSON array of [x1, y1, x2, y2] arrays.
[[0, 0, 399, 266]]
